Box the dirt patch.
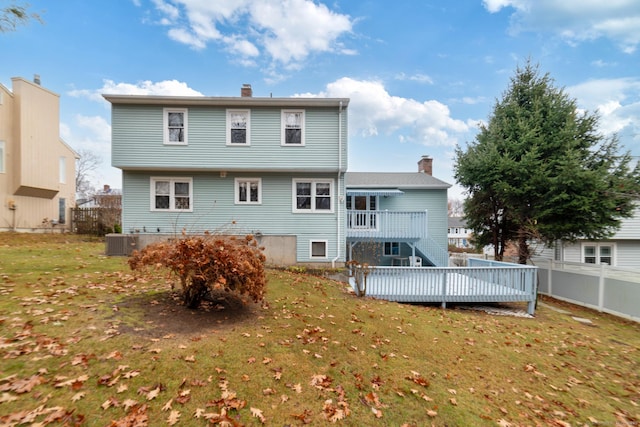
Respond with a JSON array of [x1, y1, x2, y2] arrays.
[[113, 290, 262, 339]]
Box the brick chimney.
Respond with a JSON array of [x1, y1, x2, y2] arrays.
[[241, 84, 252, 97], [418, 155, 433, 175]]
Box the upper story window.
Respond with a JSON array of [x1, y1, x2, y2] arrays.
[[151, 177, 192, 211], [0, 141, 5, 173], [293, 179, 333, 213], [282, 110, 305, 146], [227, 109, 250, 145], [164, 108, 188, 145], [235, 178, 261, 204]]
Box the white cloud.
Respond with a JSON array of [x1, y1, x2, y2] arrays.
[[301, 77, 469, 147], [68, 79, 204, 103], [567, 77, 640, 139], [395, 72, 434, 84], [149, 0, 354, 68], [482, 0, 640, 52]]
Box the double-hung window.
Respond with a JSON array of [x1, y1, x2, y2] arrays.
[[235, 178, 261, 204], [293, 179, 333, 212], [164, 108, 188, 145], [582, 243, 614, 265], [151, 177, 192, 211], [227, 109, 250, 145], [282, 110, 304, 145]]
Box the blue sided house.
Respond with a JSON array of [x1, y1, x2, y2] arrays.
[[345, 155, 450, 267], [104, 85, 348, 265], [104, 85, 449, 268]]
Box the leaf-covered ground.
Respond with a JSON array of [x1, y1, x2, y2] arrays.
[[0, 233, 638, 426]]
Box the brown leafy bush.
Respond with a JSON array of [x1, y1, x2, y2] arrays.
[[129, 234, 266, 309]]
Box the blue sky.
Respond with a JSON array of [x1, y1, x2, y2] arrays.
[[2, 0, 639, 199]]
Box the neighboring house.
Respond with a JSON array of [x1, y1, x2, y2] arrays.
[[448, 216, 472, 249], [548, 207, 640, 268], [76, 185, 122, 209], [104, 85, 349, 265], [345, 156, 450, 267], [0, 76, 77, 232]]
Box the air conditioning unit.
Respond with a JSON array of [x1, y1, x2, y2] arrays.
[[105, 234, 139, 256]]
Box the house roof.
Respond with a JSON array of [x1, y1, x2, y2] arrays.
[[448, 216, 467, 228], [102, 94, 349, 108], [345, 172, 451, 190]]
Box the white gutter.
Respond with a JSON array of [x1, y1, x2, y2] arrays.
[[332, 101, 343, 268]]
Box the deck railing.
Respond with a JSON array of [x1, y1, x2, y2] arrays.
[[350, 264, 538, 315], [346, 210, 427, 239]]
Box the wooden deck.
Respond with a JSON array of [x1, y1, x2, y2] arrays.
[[349, 259, 538, 315]]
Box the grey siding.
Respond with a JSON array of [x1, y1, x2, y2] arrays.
[[122, 171, 345, 263], [112, 106, 347, 172]]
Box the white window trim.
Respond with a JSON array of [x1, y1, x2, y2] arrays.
[[292, 179, 334, 213], [163, 108, 188, 145], [0, 141, 5, 173], [234, 177, 262, 205], [150, 177, 193, 212], [281, 109, 305, 146], [226, 109, 250, 146], [581, 242, 616, 266], [310, 240, 328, 259]]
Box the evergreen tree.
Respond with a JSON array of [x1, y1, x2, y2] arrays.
[[455, 60, 640, 264]]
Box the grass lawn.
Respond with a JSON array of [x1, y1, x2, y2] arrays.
[[0, 233, 638, 426]]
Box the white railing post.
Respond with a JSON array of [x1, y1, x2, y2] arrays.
[[598, 263, 605, 312], [548, 258, 553, 296]]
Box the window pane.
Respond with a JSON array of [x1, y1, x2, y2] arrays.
[[297, 182, 311, 195], [599, 246, 611, 256], [174, 182, 189, 196], [316, 196, 331, 210], [175, 197, 190, 210], [155, 181, 170, 195], [238, 182, 247, 202], [155, 196, 170, 209], [297, 196, 311, 209], [169, 128, 184, 142], [168, 112, 184, 127], [311, 241, 326, 257], [316, 183, 330, 196], [250, 182, 259, 202], [285, 112, 302, 127], [231, 128, 246, 144], [285, 128, 302, 144]]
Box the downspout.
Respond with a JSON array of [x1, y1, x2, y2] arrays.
[[332, 101, 343, 268]]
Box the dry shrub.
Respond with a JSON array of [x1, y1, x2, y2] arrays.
[[129, 234, 266, 309]]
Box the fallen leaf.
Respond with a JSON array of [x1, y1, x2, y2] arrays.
[[250, 407, 266, 423], [162, 398, 173, 411], [166, 410, 180, 425]]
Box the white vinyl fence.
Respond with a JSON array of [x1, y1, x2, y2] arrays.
[[533, 258, 640, 322]]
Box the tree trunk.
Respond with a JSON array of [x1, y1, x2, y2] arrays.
[[517, 232, 529, 265]]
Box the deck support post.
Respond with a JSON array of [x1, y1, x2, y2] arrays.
[[441, 301, 447, 309], [527, 300, 535, 316]]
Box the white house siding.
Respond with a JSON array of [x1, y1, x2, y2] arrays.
[[122, 171, 344, 263], [112, 106, 347, 173], [561, 240, 640, 268]]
